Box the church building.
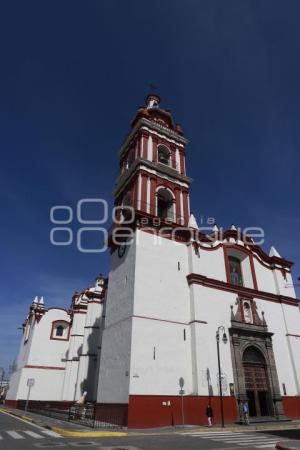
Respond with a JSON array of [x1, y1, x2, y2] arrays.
[[6, 95, 300, 428]]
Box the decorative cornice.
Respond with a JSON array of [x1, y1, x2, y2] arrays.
[[24, 365, 65, 370], [114, 158, 192, 198], [229, 322, 271, 336], [221, 232, 293, 269], [186, 273, 299, 307], [119, 118, 187, 157], [84, 291, 105, 300], [196, 234, 293, 270]]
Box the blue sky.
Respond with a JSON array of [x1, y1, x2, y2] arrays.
[[1, 0, 300, 374]]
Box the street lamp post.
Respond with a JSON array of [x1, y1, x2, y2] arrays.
[[216, 326, 228, 428]]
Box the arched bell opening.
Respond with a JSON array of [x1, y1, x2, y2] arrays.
[[121, 192, 133, 221], [157, 145, 171, 166], [156, 188, 175, 221]]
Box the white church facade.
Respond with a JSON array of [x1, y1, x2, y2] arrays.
[[6, 95, 300, 427]]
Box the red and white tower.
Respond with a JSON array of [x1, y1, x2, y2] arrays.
[[97, 96, 195, 426], [113, 94, 192, 230]]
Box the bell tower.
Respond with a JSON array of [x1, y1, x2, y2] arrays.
[[113, 94, 192, 229], [97, 95, 194, 420]]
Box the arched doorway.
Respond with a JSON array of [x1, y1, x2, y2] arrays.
[[243, 346, 271, 417]]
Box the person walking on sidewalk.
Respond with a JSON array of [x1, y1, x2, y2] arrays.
[[243, 401, 250, 425], [206, 403, 213, 427]]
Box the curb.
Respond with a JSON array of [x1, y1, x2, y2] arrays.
[[51, 427, 128, 437]]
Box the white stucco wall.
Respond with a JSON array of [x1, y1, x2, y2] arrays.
[[27, 309, 70, 368], [97, 235, 136, 403], [191, 245, 227, 282], [98, 317, 132, 403], [62, 310, 86, 401], [129, 316, 193, 395], [7, 308, 70, 401], [9, 367, 66, 401], [191, 284, 235, 396], [254, 258, 277, 294], [134, 230, 190, 322], [76, 300, 103, 401]]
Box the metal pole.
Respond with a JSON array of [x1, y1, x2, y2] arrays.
[[25, 386, 31, 413], [0, 369, 4, 403], [217, 333, 225, 427]]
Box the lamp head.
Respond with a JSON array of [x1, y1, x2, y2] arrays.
[[222, 332, 228, 344]]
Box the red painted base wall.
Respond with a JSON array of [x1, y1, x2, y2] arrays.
[[95, 404, 128, 427], [5, 400, 18, 409], [283, 396, 300, 419], [7, 396, 300, 428], [5, 399, 73, 410], [128, 395, 237, 428]]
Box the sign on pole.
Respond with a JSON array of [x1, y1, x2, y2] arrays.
[[27, 378, 35, 387], [25, 378, 35, 413], [179, 377, 185, 426]]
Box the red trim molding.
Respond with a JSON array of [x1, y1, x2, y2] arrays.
[[189, 320, 208, 325], [187, 273, 299, 307], [24, 365, 65, 370], [133, 314, 207, 326]]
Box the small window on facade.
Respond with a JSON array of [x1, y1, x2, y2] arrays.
[[51, 321, 69, 340], [56, 325, 64, 337], [229, 256, 243, 286]]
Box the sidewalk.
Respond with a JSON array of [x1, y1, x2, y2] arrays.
[[2, 405, 300, 442], [0, 406, 128, 437]]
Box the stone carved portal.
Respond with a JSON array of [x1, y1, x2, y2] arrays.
[[229, 298, 285, 420]]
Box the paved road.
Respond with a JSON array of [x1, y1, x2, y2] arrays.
[[0, 412, 299, 450]]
